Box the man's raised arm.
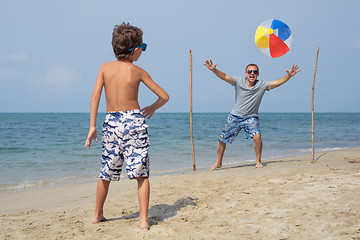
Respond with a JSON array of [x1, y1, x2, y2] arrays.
[[204, 59, 233, 85], [268, 64, 301, 90]]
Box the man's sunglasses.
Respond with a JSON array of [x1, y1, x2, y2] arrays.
[[247, 70, 259, 74], [128, 43, 147, 52]]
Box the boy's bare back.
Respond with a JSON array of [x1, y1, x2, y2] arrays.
[[93, 58, 167, 116], [86, 23, 168, 149], [100, 60, 143, 112]]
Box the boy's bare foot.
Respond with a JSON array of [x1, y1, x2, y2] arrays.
[[135, 221, 150, 230], [91, 216, 108, 224], [209, 163, 222, 171], [254, 163, 263, 168]]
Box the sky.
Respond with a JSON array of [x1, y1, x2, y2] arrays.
[[1, 0, 359, 113]]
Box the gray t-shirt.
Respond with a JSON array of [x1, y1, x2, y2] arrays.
[[230, 76, 269, 118]]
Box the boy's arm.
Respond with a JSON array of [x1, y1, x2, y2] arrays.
[[140, 71, 169, 119], [204, 59, 233, 85], [268, 64, 301, 90], [85, 67, 104, 148]]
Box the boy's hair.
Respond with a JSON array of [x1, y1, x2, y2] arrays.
[[112, 23, 143, 61]]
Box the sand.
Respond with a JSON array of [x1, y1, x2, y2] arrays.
[[1, 147, 360, 240]]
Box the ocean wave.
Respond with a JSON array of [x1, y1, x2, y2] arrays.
[[0, 175, 97, 193]]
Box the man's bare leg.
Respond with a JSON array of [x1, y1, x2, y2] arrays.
[[253, 134, 263, 168], [92, 179, 110, 224], [209, 141, 226, 171], [135, 177, 150, 230]]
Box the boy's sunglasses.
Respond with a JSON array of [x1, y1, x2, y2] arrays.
[[247, 70, 259, 74], [128, 43, 147, 52]]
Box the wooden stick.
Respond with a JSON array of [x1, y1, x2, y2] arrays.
[[190, 50, 196, 171], [312, 47, 320, 162]]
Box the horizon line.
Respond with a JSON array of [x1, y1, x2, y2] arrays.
[[0, 111, 359, 114]]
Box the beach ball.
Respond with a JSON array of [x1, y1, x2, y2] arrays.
[[255, 19, 292, 58]]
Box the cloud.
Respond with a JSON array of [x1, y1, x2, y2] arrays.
[[8, 49, 28, 62], [43, 63, 81, 88]]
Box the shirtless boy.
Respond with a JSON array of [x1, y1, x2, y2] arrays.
[[85, 23, 169, 229]]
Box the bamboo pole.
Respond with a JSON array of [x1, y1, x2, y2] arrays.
[[312, 47, 320, 162], [190, 50, 196, 171]]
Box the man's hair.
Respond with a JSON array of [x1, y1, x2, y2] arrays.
[[245, 64, 259, 72], [112, 23, 143, 60]]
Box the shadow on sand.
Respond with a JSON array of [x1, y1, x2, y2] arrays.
[[107, 196, 198, 227]]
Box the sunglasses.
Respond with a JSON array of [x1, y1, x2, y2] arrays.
[[247, 70, 259, 74], [128, 43, 147, 52]]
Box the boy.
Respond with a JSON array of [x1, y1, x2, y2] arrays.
[[85, 23, 169, 230]]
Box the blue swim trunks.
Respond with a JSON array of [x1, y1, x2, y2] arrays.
[[100, 110, 150, 181], [218, 114, 261, 144]]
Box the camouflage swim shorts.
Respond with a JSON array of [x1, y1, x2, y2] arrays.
[[99, 110, 150, 181]]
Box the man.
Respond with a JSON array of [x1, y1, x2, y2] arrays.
[[204, 59, 300, 170]]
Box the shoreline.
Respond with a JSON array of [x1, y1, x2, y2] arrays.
[[1, 147, 360, 239], [0, 146, 352, 194]]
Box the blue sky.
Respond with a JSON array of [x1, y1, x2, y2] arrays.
[[1, 0, 359, 113]]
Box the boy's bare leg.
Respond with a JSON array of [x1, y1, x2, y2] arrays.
[[136, 177, 150, 230], [209, 142, 226, 171], [253, 134, 263, 168], [92, 179, 110, 224]]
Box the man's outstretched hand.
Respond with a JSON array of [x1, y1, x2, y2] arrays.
[[204, 59, 218, 71], [286, 64, 301, 77]]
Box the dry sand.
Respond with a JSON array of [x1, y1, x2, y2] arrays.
[[1, 147, 360, 239]]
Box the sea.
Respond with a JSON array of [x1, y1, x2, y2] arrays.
[[0, 112, 359, 192]]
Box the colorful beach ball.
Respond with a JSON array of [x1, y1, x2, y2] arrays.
[[255, 19, 292, 58]]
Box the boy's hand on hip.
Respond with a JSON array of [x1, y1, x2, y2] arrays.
[[141, 106, 155, 119]]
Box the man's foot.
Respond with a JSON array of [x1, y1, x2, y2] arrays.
[[91, 216, 107, 224], [135, 220, 150, 230], [209, 163, 222, 171], [254, 163, 263, 168]]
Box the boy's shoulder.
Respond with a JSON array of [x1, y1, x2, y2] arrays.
[[100, 61, 145, 73]]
